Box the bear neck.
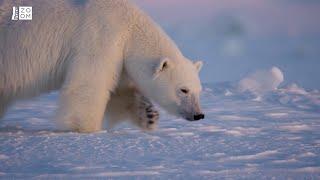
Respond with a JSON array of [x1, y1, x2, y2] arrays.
[[124, 6, 183, 62]]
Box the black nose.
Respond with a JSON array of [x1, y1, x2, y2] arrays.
[[193, 113, 205, 121]]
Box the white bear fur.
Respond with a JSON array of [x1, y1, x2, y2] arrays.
[[0, 0, 203, 132]]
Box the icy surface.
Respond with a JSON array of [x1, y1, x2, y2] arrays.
[[1, 84, 320, 179]]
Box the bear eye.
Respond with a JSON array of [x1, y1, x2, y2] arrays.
[[180, 88, 189, 94], [162, 62, 168, 69]]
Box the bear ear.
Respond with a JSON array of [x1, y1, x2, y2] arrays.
[[194, 61, 203, 72], [153, 57, 170, 79]]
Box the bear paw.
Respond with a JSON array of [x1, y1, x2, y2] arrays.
[[138, 105, 159, 131]]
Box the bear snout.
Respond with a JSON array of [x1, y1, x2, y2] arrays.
[[184, 113, 205, 121], [193, 113, 205, 121]]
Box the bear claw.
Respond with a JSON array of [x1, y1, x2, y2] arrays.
[[135, 94, 159, 131], [138, 107, 159, 131]]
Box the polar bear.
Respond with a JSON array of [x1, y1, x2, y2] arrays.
[[0, 0, 204, 132]]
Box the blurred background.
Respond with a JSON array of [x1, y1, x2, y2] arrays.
[[134, 0, 320, 90]]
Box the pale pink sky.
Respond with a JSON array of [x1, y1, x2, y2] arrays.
[[134, 0, 320, 37]]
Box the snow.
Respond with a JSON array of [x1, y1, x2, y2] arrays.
[[1, 80, 320, 179], [279, 124, 312, 133], [0, 154, 9, 160], [220, 150, 279, 161]]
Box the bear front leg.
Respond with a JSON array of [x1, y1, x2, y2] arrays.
[[132, 93, 159, 131], [56, 55, 121, 133], [0, 96, 10, 119], [0, 104, 6, 119], [105, 90, 159, 131]]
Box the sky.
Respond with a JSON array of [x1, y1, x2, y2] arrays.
[[133, 0, 320, 89], [134, 0, 320, 37]]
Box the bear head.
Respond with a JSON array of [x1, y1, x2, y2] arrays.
[[126, 57, 205, 121]]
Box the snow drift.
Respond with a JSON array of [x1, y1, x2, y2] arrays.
[[238, 66, 284, 96]]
